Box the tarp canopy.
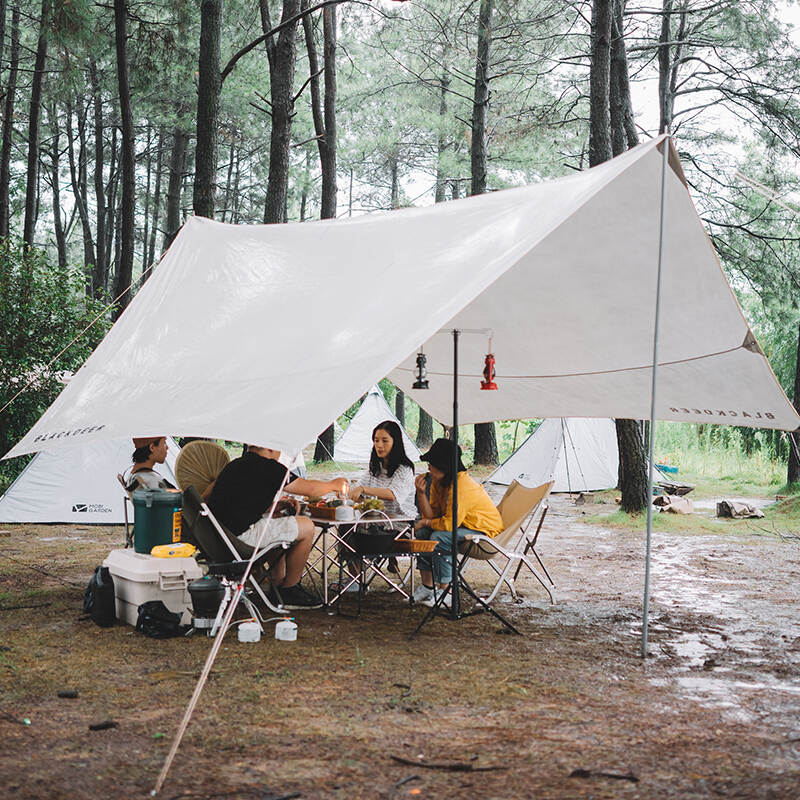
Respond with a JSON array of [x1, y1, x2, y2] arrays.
[[487, 418, 619, 492], [5, 136, 798, 461], [0, 437, 179, 523], [334, 386, 421, 463]]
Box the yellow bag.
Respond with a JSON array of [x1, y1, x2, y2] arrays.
[[150, 543, 197, 558]]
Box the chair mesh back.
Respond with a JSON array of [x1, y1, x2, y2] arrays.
[[183, 485, 254, 562]]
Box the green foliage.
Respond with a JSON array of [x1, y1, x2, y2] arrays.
[[0, 238, 112, 491]]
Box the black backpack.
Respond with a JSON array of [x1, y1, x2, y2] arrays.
[[83, 566, 116, 628], [136, 600, 187, 639]]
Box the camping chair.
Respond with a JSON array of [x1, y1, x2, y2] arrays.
[[181, 485, 290, 619], [117, 474, 135, 548], [458, 480, 554, 604]]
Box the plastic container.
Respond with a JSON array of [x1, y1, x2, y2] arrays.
[[151, 543, 196, 558], [335, 503, 354, 521], [132, 488, 183, 554], [102, 548, 202, 626], [275, 619, 297, 641], [238, 621, 261, 643]]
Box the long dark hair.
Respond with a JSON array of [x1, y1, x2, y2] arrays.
[[369, 420, 414, 478]]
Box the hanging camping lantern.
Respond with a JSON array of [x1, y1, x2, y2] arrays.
[[481, 337, 498, 390], [412, 348, 429, 390]]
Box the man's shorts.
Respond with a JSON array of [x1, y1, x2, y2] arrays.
[[238, 514, 299, 550]]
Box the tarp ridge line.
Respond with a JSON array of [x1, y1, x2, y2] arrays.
[[394, 343, 745, 380]]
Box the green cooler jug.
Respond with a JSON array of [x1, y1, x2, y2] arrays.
[[132, 488, 184, 554]]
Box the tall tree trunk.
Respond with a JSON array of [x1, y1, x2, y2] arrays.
[[305, 2, 338, 460], [222, 138, 234, 222], [164, 127, 187, 248], [89, 58, 107, 294], [263, 0, 301, 224], [416, 407, 433, 449], [470, 0, 499, 465], [610, 0, 638, 154], [299, 147, 311, 220], [788, 321, 800, 484], [47, 102, 67, 268], [104, 125, 118, 282], [147, 126, 165, 267], [320, 5, 337, 218], [23, 0, 49, 247], [592, 0, 648, 512], [65, 96, 96, 287], [589, 0, 612, 167], [390, 154, 399, 208], [0, 0, 7, 84], [395, 389, 405, 427], [141, 123, 152, 272], [113, 0, 135, 320], [193, 0, 222, 218], [434, 66, 450, 203], [0, 2, 19, 238]]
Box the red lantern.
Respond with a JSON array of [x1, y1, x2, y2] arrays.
[[481, 352, 497, 390]]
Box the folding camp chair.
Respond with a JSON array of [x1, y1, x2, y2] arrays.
[[117, 474, 135, 548], [181, 485, 289, 619], [458, 480, 554, 604]]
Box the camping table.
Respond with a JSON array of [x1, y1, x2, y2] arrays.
[[304, 513, 417, 607]]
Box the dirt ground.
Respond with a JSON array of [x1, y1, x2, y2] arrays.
[[1, 493, 799, 800]]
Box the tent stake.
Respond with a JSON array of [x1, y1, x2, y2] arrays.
[[641, 134, 671, 659]]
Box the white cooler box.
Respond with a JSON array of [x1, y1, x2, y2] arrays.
[[103, 548, 203, 626]]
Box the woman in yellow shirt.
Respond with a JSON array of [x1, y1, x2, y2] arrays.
[[413, 438, 503, 607]]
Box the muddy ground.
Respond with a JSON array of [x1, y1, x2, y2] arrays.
[[1, 493, 799, 799]]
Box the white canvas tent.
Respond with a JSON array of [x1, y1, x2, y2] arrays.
[[5, 136, 798, 463], [487, 418, 619, 492], [0, 437, 180, 523], [334, 386, 421, 463]]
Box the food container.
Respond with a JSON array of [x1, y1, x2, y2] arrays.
[[309, 505, 337, 520], [393, 539, 438, 553]]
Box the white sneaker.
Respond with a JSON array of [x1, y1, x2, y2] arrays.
[[412, 584, 434, 604], [423, 588, 452, 609]]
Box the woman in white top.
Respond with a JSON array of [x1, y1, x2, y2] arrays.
[[349, 420, 416, 517]]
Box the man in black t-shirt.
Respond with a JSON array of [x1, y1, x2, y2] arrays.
[[208, 445, 348, 609]]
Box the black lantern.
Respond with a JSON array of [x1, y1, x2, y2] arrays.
[[412, 349, 429, 390]]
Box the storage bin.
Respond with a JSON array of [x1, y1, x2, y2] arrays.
[[132, 488, 183, 554], [102, 548, 202, 626]]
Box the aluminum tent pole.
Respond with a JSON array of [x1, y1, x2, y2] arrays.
[[451, 329, 460, 619], [641, 134, 671, 658]]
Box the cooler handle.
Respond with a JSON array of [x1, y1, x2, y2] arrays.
[[158, 572, 188, 591]]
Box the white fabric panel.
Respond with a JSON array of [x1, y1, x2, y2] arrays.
[[0, 438, 179, 524], [334, 386, 421, 463], [487, 420, 564, 489], [487, 419, 618, 492], [551, 419, 619, 492], [5, 137, 798, 461]]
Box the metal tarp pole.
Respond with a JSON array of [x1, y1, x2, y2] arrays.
[[451, 329, 460, 619], [641, 134, 670, 658]]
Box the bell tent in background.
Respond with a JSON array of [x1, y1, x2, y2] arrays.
[[0, 437, 180, 524], [333, 386, 422, 464], [486, 418, 619, 493]]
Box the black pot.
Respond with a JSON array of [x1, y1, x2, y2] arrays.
[[188, 575, 225, 617], [351, 527, 396, 555]]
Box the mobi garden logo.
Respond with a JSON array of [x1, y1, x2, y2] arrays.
[[72, 503, 113, 513]]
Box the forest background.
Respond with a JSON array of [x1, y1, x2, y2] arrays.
[[1, 0, 800, 500]]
